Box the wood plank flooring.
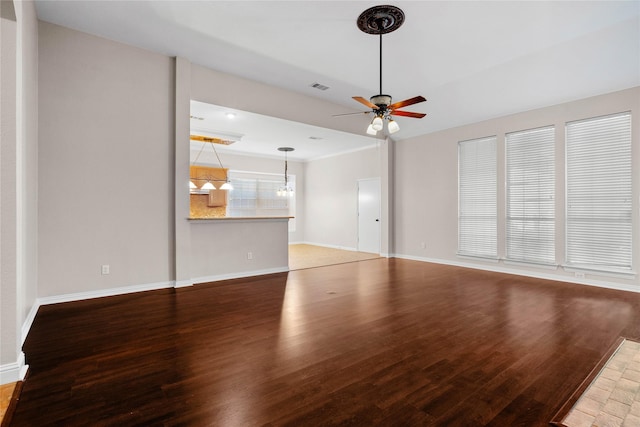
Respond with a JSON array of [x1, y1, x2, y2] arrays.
[[10, 259, 640, 426]]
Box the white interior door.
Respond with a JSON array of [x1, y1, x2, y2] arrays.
[[358, 178, 381, 254]]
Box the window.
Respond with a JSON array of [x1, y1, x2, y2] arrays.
[[566, 112, 632, 273], [227, 171, 296, 231], [505, 126, 555, 265], [458, 136, 497, 259]]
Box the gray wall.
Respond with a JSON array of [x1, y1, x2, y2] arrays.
[[38, 21, 175, 297], [304, 147, 381, 250], [36, 22, 381, 299], [394, 87, 640, 290]]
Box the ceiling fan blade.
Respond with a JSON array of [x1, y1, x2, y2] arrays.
[[388, 95, 426, 110], [390, 110, 426, 119], [353, 96, 379, 110], [332, 111, 371, 117]]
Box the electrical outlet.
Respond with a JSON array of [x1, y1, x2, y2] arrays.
[[420, 242, 426, 249], [247, 252, 253, 260], [101, 264, 110, 275], [574, 272, 585, 279]]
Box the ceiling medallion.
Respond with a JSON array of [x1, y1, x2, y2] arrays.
[[357, 5, 405, 35]]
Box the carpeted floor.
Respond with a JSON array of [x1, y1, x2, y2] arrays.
[[560, 339, 640, 427], [288, 244, 380, 270]]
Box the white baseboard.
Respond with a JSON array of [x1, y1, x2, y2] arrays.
[[0, 352, 28, 385], [191, 266, 289, 285], [37, 280, 175, 306], [18, 270, 285, 363], [174, 279, 194, 288], [392, 253, 640, 294]]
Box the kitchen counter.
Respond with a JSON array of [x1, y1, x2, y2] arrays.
[[188, 216, 293, 221]]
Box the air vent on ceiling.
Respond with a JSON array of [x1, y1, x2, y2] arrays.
[[190, 115, 205, 120], [310, 82, 330, 91], [308, 136, 323, 140]]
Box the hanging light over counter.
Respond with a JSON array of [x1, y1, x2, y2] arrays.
[[190, 140, 233, 192], [277, 147, 295, 197]]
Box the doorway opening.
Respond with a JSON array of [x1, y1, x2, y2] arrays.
[[288, 244, 380, 270]]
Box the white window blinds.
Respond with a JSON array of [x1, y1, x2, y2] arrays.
[[506, 126, 555, 265], [227, 171, 296, 231], [458, 136, 497, 259], [566, 112, 632, 272]]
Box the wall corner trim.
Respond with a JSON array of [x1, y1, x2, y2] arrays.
[[174, 280, 194, 288], [22, 303, 40, 346], [0, 352, 28, 385]]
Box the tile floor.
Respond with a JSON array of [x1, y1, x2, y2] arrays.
[[563, 339, 640, 427]]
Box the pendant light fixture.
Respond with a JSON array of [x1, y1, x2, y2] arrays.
[[190, 140, 233, 192], [277, 147, 295, 197]]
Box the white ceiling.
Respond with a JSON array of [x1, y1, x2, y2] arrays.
[[189, 100, 377, 161], [35, 1, 640, 159]]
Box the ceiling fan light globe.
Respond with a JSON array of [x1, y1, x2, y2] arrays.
[[388, 120, 400, 134], [189, 180, 197, 189], [201, 181, 215, 190], [372, 116, 384, 131], [366, 124, 378, 135], [220, 182, 233, 190]]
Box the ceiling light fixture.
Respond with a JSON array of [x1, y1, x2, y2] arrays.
[[346, 5, 426, 136], [277, 147, 295, 197], [387, 119, 400, 134], [190, 141, 233, 192]]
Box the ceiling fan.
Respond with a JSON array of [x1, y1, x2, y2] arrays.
[[343, 5, 426, 135]]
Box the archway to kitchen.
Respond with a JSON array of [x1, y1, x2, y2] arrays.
[[188, 100, 384, 271]]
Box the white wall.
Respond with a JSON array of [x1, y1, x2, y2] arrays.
[[37, 22, 175, 298], [1, 0, 38, 385], [304, 147, 381, 250], [394, 87, 640, 291]]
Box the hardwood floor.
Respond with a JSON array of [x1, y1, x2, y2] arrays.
[[11, 259, 640, 426]]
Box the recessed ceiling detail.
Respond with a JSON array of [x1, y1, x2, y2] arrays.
[[356, 4, 405, 35]]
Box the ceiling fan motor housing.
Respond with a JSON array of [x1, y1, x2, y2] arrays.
[[370, 94, 392, 108]]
